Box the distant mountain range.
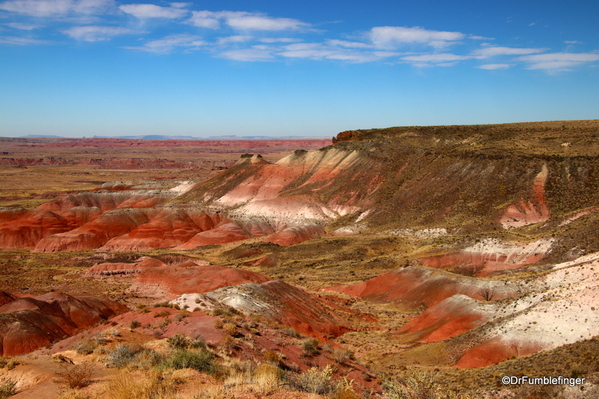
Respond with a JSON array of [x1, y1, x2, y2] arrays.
[[19, 134, 323, 140]]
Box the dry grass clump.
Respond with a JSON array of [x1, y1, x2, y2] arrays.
[[0, 357, 19, 371], [54, 363, 94, 390], [105, 371, 178, 399], [302, 337, 320, 357], [166, 333, 206, 350], [288, 365, 336, 395], [0, 379, 17, 399]]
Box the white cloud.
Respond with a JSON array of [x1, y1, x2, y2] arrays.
[[62, 25, 140, 41], [0, 35, 51, 44], [472, 46, 546, 58], [227, 14, 307, 31], [187, 10, 220, 29], [216, 35, 252, 44], [5, 22, 41, 29], [326, 39, 371, 49], [369, 26, 465, 49], [518, 52, 599, 70], [119, 3, 188, 19], [477, 63, 511, 70], [123, 33, 205, 53], [219, 46, 274, 61], [0, 0, 115, 17], [259, 37, 300, 43], [401, 53, 468, 64], [187, 10, 309, 31], [564, 40, 583, 44]]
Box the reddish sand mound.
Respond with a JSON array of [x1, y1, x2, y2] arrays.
[[0, 292, 128, 356], [85, 256, 168, 277], [174, 220, 252, 250], [456, 337, 543, 368], [128, 264, 272, 299], [393, 295, 491, 343], [263, 225, 324, 246], [100, 210, 221, 251], [33, 208, 158, 252], [417, 238, 554, 276], [327, 266, 518, 308], [0, 210, 71, 248]]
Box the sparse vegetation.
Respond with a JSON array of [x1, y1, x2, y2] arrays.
[[0, 379, 17, 399], [54, 363, 94, 389]]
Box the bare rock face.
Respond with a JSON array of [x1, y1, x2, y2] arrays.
[[128, 263, 272, 300], [0, 292, 128, 356]]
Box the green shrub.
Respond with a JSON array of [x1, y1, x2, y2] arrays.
[[163, 349, 215, 374]]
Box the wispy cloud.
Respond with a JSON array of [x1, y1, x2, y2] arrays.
[[472, 46, 547, 58], [0, 0, 115, 17], [119, 3, 189, 19], [477, 63, 511, 70], [0, 35, 52, 44], [187, 11, 309, 31], [517, 52, 599, 70], [219, 46, 275, 61], [62, 25, 141, 41], [564, 40, 583, 44], [369, 26, 465, 49], [123, 33, 205, 53], [5, 22, 41, 29]]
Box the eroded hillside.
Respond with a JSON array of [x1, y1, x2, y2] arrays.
[[2, 122, 599, 398]]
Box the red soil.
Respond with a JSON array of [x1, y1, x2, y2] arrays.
[[393, 295, 490, 343], [327, 266, 517, 308], [128, 264, 272, 300], [263, 225, 325, 246], [456, 337, 544, 368], [0, 292, 128, 356]]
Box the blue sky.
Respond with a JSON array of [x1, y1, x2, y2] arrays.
[[1, 0, 598, 138]]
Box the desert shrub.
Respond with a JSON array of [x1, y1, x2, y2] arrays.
[[214, 320, 224, 329], [154, 310, 171, 318], [263, 350, 281, 365], [283, 328, 304, 339], [105, 344, 162, 369], [137, 305, 149, 313], [302, 338, 320, 357], [289, 365, 336, 395], [382, 369, 440, 399], [130, 320, 141, 329], [0, 379, 17, 399], [163, 348, 215, 374], [167, 333, 206, 350], [222, 323, 238, 336], [332, 348, 354, 364], [54, 363, 94, 389], [75, 339, 98, 355], [173, 312, 189, 322]]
